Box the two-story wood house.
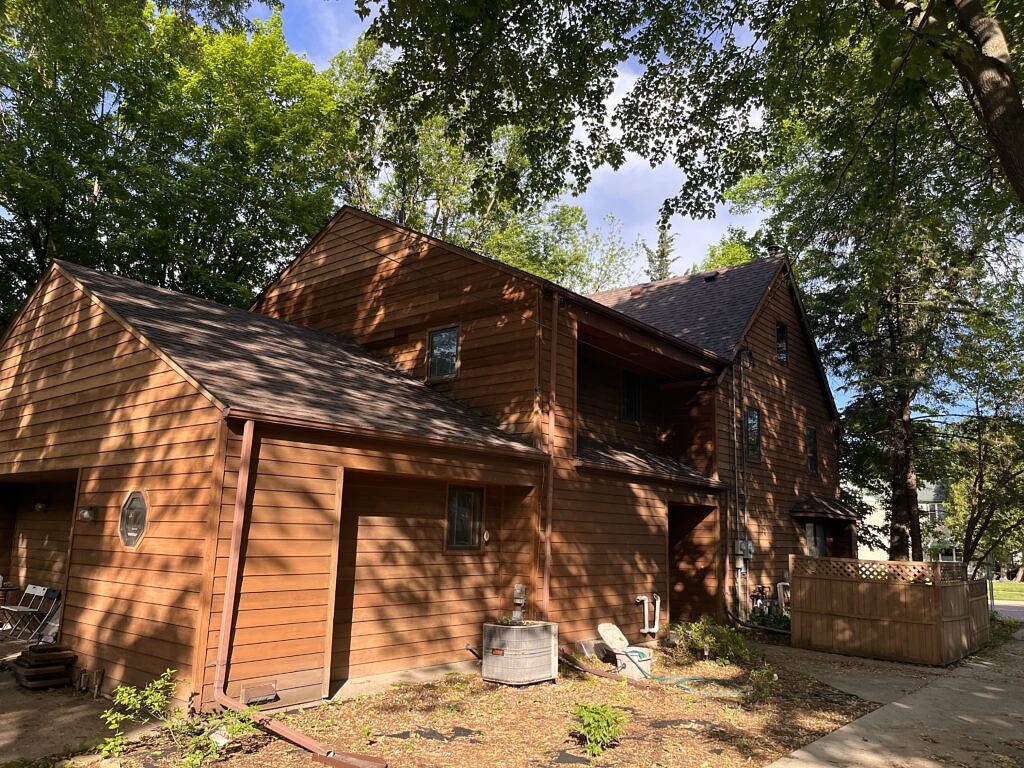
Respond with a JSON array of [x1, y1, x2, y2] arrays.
[[0, 206, 854, 714]]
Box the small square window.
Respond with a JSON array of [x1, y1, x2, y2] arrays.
[[621, 370, 642, 422], [446, 486, 483, 550], [806, 427, 818, 474], [746, 407, 761, 461], [776, 322, 788, 364], [427, 326, 459, 380]]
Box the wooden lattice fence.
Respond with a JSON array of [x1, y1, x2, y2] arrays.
[[789, 555, 990, 665]]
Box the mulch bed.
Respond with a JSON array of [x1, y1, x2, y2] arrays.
[[116, 649, 876, 768]]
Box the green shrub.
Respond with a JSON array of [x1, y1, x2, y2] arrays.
[[746, 662, 778, 703], [101, 669, 258, 767], [571, 703, 628, 757], [670, 616, 752, 665], [749, 608, 791, 632], [990, 612, 1023, 647]]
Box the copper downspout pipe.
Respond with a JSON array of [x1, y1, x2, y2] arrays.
[[213, 419, 386, 768], [542, 293, 558, 618]]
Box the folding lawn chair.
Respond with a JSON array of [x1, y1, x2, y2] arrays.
[[0, 585, 60, 640]]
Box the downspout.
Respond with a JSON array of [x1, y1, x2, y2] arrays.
[[735, 350, 754, 620], [214, 419, 386, 768], [730, 363, 741, 618], [542, 293, 559, 619]]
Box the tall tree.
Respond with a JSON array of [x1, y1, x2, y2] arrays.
[[0, 3, 359, 322], [642, 224, 675, 281], [701, 226, 755, 271], [940, 275, 1024, 569], [358, 1, 1024, 216]]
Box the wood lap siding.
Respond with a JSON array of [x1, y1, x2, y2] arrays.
[[203, 426, 541, 704], [726, 273, 840, 586], [332, 473, 510, 681], [254, 212, 540, 441], [204, 430, 340, 709], [6, 485, 74, 589], [0, 269, 221, 693]]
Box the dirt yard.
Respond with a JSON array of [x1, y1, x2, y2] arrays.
[[107, 647, 876, 768]]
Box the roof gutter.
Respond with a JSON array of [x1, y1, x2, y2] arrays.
[[221, 407, 545, 463], [214, 419, 387, 768]]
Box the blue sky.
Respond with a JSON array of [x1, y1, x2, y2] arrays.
[[258, 1, 765, 277]]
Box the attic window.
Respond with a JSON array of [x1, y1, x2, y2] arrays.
[[427, 326, 459, 381], [776, 322, 789, 363]]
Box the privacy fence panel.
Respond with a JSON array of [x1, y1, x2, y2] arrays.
[[789, 555, 988, 665]]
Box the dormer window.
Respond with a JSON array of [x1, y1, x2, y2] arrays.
[[427, 326, 459, 381]]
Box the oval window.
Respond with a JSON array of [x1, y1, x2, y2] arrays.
[[120, 491, 147, 548]]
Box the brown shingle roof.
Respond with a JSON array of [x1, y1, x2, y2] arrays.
[[589, 258, 785, 358], [57, 261, 538, 456], [575, 435, 720, 489], [789, 493, 858, 521]]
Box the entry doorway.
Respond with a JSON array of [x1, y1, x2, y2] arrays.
[[667, 504, 720, 622], [0, 474, 76, 611]]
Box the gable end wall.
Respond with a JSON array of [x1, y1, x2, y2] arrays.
[[0, 269, 222, 696]]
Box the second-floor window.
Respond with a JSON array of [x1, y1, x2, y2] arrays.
[[427, 326, 459, 380], [806, 427, 818, 475], [776, 322, 788, 363], [746, 407, 761, 461], [621, 370, 642, 422]]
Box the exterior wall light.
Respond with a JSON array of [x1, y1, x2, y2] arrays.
[[77, 507, 97, 522]]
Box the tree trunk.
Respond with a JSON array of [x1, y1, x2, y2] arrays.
[[888, 391, 922, 560], [877, 0, 1024, 205]]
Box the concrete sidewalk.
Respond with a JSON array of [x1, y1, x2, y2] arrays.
[[766, 636, 1024, 768]]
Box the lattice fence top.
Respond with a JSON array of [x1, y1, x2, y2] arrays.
[[792, 556, 967, 584]]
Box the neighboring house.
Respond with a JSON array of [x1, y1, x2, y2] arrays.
[[857, 482, 958, 562], [0, 206, 852, 711]]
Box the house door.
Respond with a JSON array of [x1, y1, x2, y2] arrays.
[[0, 477, 75, 593], [667, 504, 719, 622]]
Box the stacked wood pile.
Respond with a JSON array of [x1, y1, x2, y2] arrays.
[[9, 644, 77, 689]]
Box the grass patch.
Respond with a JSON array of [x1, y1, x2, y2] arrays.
[[993, 581, 1024, 601], [990, 612, 1024, 646]]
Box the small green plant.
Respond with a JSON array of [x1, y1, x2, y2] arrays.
[[670, 616, 752, 665], [990, 611, 1023, 647], [101, 669, 258, 767], [749, 607, 791, 632], [571, 703, 628, 757], [101, 668, 179, 756], [746, 662, 778, 703]]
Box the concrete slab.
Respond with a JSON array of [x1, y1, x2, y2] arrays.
[[0, 640, 110, 763], [995, 601, 1024, 621], [751, 640, 949, 704], [764, 638, 1024, 768]]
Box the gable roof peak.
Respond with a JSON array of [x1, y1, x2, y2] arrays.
[[588, 257, 785, 359]]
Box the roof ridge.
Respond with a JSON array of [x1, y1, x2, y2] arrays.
[[589, 256, 784, 299]]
